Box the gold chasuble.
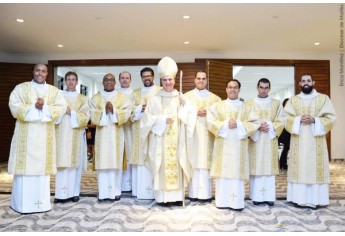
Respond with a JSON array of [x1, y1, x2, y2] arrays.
[[140, 90, 193, 191], [207, 99, 259, 180], [131, 86, 161, 165], [248, 98, 284, 176], [89, 92, 133, 170], [284, 91, 336, 184], [8, 82, 67, 175], [56, 93, 90, 168]]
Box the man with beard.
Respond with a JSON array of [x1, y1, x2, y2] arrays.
[[130, 67, 161, 199], [284, 74, 336, 209]]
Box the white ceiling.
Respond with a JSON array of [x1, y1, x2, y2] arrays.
[[0, 3, 340, 55], [0, 3, 337, 100]]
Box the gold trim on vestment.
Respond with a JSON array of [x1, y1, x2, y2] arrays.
[[15, 120, 28, 174], [45, 122, 54, 174], [162, 96, 180, 191]]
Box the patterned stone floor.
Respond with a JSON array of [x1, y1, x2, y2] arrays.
[[1, 160, 345, 231]]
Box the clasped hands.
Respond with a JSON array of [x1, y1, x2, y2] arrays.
[[259, 122, 269, 133], [105, 101, 113, 114], [197, 108, 207, 117], [35, 98, 44, 110], [228, 119, 237, 129], [301, 115, 315, 124]]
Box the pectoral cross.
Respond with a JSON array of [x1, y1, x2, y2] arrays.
[[61, 186, 68, 194], [260, 188, 266, 195], [35, 200, 42, 209], [146, 186, 152, 195], [230, 193, 237, 201]]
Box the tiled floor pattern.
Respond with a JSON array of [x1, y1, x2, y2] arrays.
[[0, 160, 344, 231]]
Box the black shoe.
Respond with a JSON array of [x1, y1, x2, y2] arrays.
[[54, 198, 68, 203], [216, 206, 229, 210], [157, 202, 170, 207], [98, 198, 105, 203], [199, 198, 212, 203], [292, 202, 302, 208], [174, 201, 183, 206], [71, 196, 80, 202], [266, 201, 274, 206], [230, 207, 244, 212], [253, 201, 262, 205], [114, 196, 121, 201], [189, 198, 198, 202]]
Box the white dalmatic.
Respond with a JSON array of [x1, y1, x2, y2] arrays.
[[8, 81, 67, 213], [248, 96, 284, 203], [131, 85, 161, 199], [184, 88, 220, 200], [117, 87, 134, 192], [89, 90, 133, 200], [55, 91, 90, 200]]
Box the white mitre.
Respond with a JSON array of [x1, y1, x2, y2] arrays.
[[157, 56, 178, 79]]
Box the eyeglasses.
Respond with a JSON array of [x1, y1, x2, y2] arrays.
[[103, 77, 115, 82], [142, 75, 152, 79]]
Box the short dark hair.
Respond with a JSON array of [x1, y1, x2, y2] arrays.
[[195, 71, 207, 78], [64, 71, 78, 81], [140, 67, 154, 77], [227, 79, 241, 89], [257, 78, 271, 88], [301, 73, 313, 81]]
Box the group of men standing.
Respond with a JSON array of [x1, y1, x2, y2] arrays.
[[7, 57, 336, 214]]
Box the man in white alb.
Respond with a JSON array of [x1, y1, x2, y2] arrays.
[[248, 78, 284, 206], [117, 71, 134, 193], [89, 73, 133, 202], [8, 64, 67, 213], [284, 73, 336, 209], [54, 71, 90, 203], [131, 67, 161, 199], [184, 71, 221, 202], [207, 79, 259, 211]]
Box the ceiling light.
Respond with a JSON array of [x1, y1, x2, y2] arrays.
[[184, 41, 190, 45], [183, 15, 190, 19], [314, 42, 320, 46], [57, 44, 63, 48], [16, 18, 24, 23]]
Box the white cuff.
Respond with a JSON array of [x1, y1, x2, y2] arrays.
[[291, 116, 302, 135], [69, 110, 79, 128], [151, 116, 167, 136], [236, 120, 247, 140], [132, 105, 143, 121], [267, 121, 277, 140], [218, 120, 229, 138], [24, 104, 41, 122], [313, 117, 326, 136], [41, 104, 52, 122]]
